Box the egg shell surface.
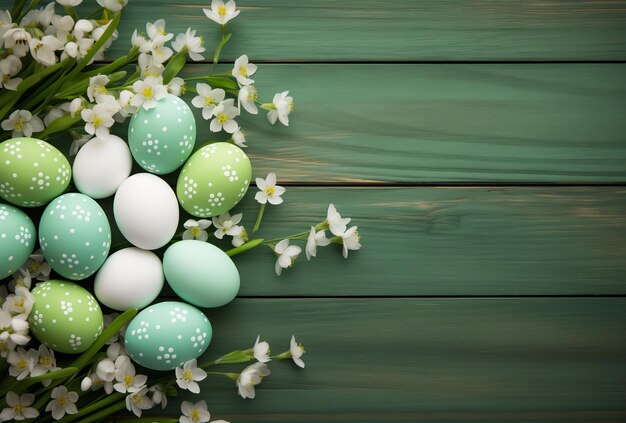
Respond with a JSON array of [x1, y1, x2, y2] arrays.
[[72, 135, 133, 199], [94, 247, 164, 311], [39, 193, 111, 280], [0, 137, 71, 207], [128, 94, 196, 175], [113, 173, 179, 250], [176, 142, 251, 218], [163, 240, 240, 308], [124, 301, 212, 370], [29, 280, 104, 354], [0, 203, 35, 278]]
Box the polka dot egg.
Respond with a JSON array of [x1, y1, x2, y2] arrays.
[[39, 193, 111, 280], [177, 142, 251, 217], [29, 280, 104, 354], [0, 137, 71, 207], [124, 301, 212, 370], [128, 94, 196, 175], [0, 204, 35, 278]]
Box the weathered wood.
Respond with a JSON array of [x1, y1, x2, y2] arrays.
[[103, 0, 626, 61], [138, 298, 626, 421]]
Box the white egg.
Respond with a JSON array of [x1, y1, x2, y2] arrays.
[[113, 173, 179, 250], [94, 247, 164, 311], [73, 135, 133, 199]]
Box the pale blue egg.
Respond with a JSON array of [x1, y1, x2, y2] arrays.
[[0, 204, 35, 278]]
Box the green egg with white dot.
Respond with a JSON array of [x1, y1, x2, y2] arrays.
[[39, 193, 111, 280], [0, 204, 36, 278], [176, 142, 251, 218], [128, 94, 196, 175], [124, 301, 212, 371], [0, 137, 71, 207], [29, 280, 104, 354]]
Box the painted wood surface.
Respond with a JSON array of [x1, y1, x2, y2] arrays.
[[102, 0, 626, 61]]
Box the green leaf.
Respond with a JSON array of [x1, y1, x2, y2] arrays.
[[25, 367, 78, 384], [38, 114, 82, 139], [206, 75, 239, 90], [163, 51, 187, 84], [213, 32, 232, 65]]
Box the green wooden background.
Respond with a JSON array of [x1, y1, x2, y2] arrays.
[[64, 0, 626, 421]]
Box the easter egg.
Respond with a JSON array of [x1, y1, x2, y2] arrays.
[[0, 137, 71, 207], [113, 173, 179, 250], [177, 142, 251, 218], [128, 94, 196, 175], [94, 247, 164, 311], [0, 204, 35, 278], [29, 280, 104, 354], [163, 240, 239, 308], [124, 301, 212, 370], [39, 193, 111, 280], [72, 135, 133, 199]]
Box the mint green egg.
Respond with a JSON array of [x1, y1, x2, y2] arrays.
[[0, 204, 35, 278], [0, 137, 71, 207], [176, 142, 251, 217], [128, 94, 196, 175], [39, 193, 111, 280], [124, 301, 212, 370], [29, 280, 104, 354], [163, 240, 240, 308]]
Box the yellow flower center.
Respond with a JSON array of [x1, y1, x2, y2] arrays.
[[218, 5, 227, 17], [142, 86, 154, 99], [203, 96, 215, 107], [239, 65, 248, 77], [191, 410, 201, 422], [28, 261, 41, 273], [289, 101, 294, 113], [17, 358, 28, 369], [190, 227, 201, 237], [265, 186, 276, 196], [13, 118, 25, 132], [157, 28, 165, 35], [57, 396, 67, 407], [14, 403, 25, 414], [95, 86, 107, 96], [183, 369, 194, 382], [92, 116, 103, 128], [124, 374, 134, 385], [39, 356, 52, 367], [217, 113, 228, 124]]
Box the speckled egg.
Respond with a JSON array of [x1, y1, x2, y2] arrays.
[[29, 280, 104, 354], [124, 301, 212, 370], [128, 94, 196, 175], [176, 142, 251, 217], [0, 137, 71, 207], [39, 193, 111, 280], [0, 204, 35, 278]]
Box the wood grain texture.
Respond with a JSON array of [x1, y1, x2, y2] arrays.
[[142, 298, 626, 422], [103, 0, 626, 61]]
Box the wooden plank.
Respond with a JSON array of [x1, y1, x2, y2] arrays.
[[94, 187, 626, 296], [104, 0, 626, 61], [141, 298, 626, 421]]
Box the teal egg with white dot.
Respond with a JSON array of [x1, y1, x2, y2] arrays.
[[0, 137, 71, 207], [176, 142, 251, 217], [39, 193, 111, 280], [124, 301, 212, 371], [128, 94, 196, 175], [0, 203, 35, 278], [29, 280, 104, 354]]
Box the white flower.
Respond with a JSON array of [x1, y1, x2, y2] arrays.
[[97, 0, 128, 12], [180, 400, 212, 423], [327, 203, 351, 236], [57, 0, 83, 6], [238, 85, 258, 114], [182, 219, 212, 241], [70, 134, 92, 156], [232, 55, 257, 86], [47, 14, 75, 41], [29, 35, 63, 66], [191, 83, 225, 120], [96, 358, 116, 384], [87, 74, 110, 103], [305, 226, 330, 260], [149, 35, 174, 64], [8, 268, 31, 292], [266, 90, 293, 126], [175, 359, 207, 394], [203, 0, 240, 25], [146, 19, 173, 42], [3, 28, 31, 57], [7, 347, 37, 380], [81, 103, 115, 139], [131, 30, 150, 52], [0, 392, 38, 421], [45, 386, 78, 420], [80, 376, 93, 391], [167, 77, 185, 96], [210, 99, 239, 133], [236, 362, 270, 399], [149, 384, 167, 409], [73, 19, 94, 40], [232, 129, 247, 148], [30, 344, 57, 377], [114, 359, 147, 393], [125, 386, 153, 417], [212, 212, 243, 239], [25, 250, 52, 281], [290, 335, 305, 368], [43, 107, 66, 127], [341, 226, 361, 258], [131, 76, 168, 110], [0, 337, 15, 359], [232, 227, 248, 247], [0, 311, 29, 345], [138, 52, 164, 78], [1, 110, 44, 137], [0, 10, 15, 42], [253, 335, 270, 363], [0, 55, 22, 90], [69, 98, 84, 117], [255, 173, 285, 205], [172, 28, 205, 61], [273, 239, 301, 276], [2, 286, 35, 317], [116, 90, 136, 121]]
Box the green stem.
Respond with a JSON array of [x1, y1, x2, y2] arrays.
[[77, 400, 127, 423], [213, 27, 232, 66], [225, 238, 264, 257], [206, 371, 239, 381], [56, 393, 124, 423], [252, 203, 266, 234]]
